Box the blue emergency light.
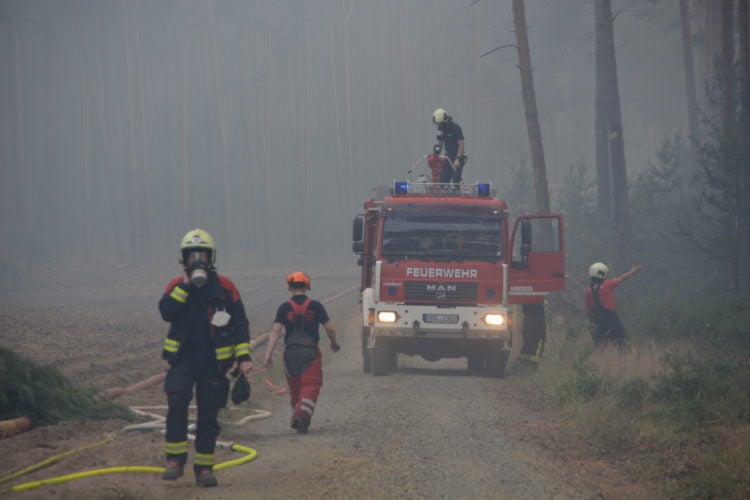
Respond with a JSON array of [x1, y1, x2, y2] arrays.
[[394, 181, 409, 195], [476, 183, 491, 197]]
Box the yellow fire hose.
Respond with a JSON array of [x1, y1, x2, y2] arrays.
[[0, 439, 257, 495]]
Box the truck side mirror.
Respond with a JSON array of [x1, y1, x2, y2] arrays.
[[352, 215, 364, 254]]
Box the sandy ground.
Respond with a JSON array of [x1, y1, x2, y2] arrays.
[[0, 264, 662, 499]]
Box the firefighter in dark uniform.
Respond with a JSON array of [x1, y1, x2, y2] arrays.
[[263, 272, 340, 434], [517, 302, 547, 371], [159, 228, 253, 487], [585, 262, 642, 348], [432, 107, 466, 184]]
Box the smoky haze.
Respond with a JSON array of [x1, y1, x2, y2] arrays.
[[0, 0, 685, 271]]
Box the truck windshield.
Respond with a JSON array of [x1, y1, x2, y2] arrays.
[[381, 206, 503, 261]]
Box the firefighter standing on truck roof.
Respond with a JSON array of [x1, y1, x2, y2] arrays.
[[584, 262, 642, 348], [159, 228, 253, 488], [432, 107, 466, 184], [263, 272, 340, 434]]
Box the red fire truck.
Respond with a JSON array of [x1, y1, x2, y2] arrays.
[[352, 180, 565, 377]]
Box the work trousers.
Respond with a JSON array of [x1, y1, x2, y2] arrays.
[[163, 360, 229, 472], [284, 349, 323, 426], [591, 308, 626, 347]]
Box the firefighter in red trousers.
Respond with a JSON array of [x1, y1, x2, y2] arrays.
[[264, 272, 341, 433], [159, 228, 253, 487]]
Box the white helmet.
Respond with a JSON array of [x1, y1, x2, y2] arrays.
[[432, 108, 449, 125], [589, 262, 609, 279]]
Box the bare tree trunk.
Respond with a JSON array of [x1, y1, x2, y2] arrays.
[[209, 0, 231, 261], [133, 15, 151, 260], [597, 0, 631, 258], [343, 0, 354, 212], [704, 1, 722, 123], [378, 0, 387, 176], [721, 0, 735, 136], [295, 10, 310, 264], [260, 32, 273, 264], [740, 0, 749, 142], [123, 8, 142, 261], [594, 0, 612, 220], [329, 20, 345, 207], [511, 0, 551, 217], [180, 12, 191, 229], [680, 0, 700, 162]]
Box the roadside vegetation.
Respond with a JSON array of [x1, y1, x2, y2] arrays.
[[0, 347, 133, 426], [513, 127, 750, 498]]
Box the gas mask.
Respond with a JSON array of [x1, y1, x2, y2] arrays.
[[185, 250, 210, 288]]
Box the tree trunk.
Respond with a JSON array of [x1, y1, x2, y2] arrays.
[[740, 0, 749, 143], [721, 0, 735, 136], [597, 0, 631, 258], [511, 0, 551, 218], [594, 0, 612, 221], [680, 0, 700, 163], [209, 0, 231, 261], [180, 13, 191, 228]]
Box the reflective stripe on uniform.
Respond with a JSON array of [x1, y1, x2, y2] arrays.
[[234, 342, 251, 357], [170, 286, 189, 303], [165, 440, 188, 455], [163, 338, 180, 353], [194, 452, 214, 466], [215, 346, 233, 360], [300, 397, 316, 415]]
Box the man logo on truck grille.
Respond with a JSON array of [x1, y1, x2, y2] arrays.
[[427, 284, 456, 299]]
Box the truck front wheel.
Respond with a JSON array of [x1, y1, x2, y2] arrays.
[[486, 346, 509, 378], [362, 327, 372, 373], [371, 338, 391, 376]]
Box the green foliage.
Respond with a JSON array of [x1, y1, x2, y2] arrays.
[[0, 347, 133, 425], [690, 106, 750, 293], [553, 160, 612, 275], [500, 160, 535, 217], [553, 351, 612, 404]]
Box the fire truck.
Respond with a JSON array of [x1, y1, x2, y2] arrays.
[[352, 179, 565, 377]]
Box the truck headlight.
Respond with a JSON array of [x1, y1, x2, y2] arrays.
[[482, 313, 505, 326], [377, 311, 399, 323]]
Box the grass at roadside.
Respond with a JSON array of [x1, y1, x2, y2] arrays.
[[525, 302, 750, 499]]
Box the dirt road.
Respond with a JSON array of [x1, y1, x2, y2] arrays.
[[0, 265, 658, 499]]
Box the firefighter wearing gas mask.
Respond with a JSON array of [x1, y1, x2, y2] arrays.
[[158, 228, 253, 487]]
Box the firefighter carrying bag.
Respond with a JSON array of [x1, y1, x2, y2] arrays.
[[283, 298, 318, 377]]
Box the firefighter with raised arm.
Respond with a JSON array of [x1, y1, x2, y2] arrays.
[[264, 272, 340, 434], [432, 107, 466, 183], [158, 228, 253, 488], [585, 262, 642, 348]]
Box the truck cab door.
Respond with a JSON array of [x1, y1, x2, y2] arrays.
[[508, 214, 565, 303]]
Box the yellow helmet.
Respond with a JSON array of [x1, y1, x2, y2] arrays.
[[588, 262, 609, 279], [179, 228, 216, 267], [432, 108, 449, 125]]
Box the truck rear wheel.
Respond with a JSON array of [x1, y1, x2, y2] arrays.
[[362, 327, 372, 373], [371, 338, 390, 376]]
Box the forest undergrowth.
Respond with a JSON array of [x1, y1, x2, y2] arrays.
[[530, 294, 750, 499]]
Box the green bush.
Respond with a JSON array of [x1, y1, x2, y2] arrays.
[[553, 351, 612, 404]]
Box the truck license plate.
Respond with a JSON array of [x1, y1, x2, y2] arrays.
[[423, 313, 459, 324]]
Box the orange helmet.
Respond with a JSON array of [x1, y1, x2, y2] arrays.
[[286, 271, 311, 290]]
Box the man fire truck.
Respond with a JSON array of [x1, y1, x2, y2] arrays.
[[352, 179, 565, 377]]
